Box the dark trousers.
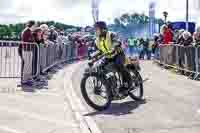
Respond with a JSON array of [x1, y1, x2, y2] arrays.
[[113, 54, 131, 86], [19, 54, 25, 81], [32, 46, 39, 77], [139, 48, 151, 60], [178, 47, 196, 72]]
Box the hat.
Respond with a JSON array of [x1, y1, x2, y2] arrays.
[[182, 31, 191, 40], [40, 24, 49, 31], [50, 25, 55, 30]]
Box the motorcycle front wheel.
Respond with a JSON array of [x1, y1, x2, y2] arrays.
[[81, 73, 112, 111], [127, 69, 144, 101]]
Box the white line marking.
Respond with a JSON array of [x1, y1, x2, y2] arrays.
[[0, 106, 78, 128], [0, 93, 67, 110], [0, 125, 26, 133], [197, 109, 200, 114], [64, 62, 102, 133]]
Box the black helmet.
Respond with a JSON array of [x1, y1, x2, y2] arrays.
[[94, 21, 107, 30]]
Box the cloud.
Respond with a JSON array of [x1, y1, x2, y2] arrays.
[[50, 0, 90, 9], [0, 13, 25, 24], [0, 0, 14, 11], [0, 0, 199, 25]]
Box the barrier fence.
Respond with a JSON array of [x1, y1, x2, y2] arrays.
[[155, 44, 200, 80], [0, 40, 88, 83]]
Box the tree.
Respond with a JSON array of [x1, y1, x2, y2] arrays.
[[0, 21, 82, 40], [114, 18, 121, 26], [0, 26, 6, 38], [156, 18, 164, 26], [110, 12, 164, 38]]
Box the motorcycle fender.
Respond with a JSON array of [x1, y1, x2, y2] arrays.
[[126, 64, 141, 71]]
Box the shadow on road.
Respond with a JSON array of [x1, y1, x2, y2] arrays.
[[19, 63, 69, 92], [84, 99, 147, 116]]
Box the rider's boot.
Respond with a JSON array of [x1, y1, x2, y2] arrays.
[[119, 82, 130, 96]]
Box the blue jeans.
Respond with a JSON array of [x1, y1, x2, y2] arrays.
[[129, 47, 134, 56], [154, 48, 160, 60]]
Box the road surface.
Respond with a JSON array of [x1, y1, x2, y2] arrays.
[[0, 63, 95, 133], [1, 61, 200, 133], [72, 61, 200, 133]]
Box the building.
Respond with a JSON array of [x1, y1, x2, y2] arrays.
[[91, 0, 100, 23], [194, 0, 200, 26], [149, 2, 156, 38]]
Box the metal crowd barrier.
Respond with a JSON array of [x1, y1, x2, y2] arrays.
[[0, 40, 89, 83], [155, 44, 200, 80]]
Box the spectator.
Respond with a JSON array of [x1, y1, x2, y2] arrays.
[[40, 24, 49, 47], [19, 20, 36, 85], [77, 39, 83, 60], [193, 26, 200, 46], [128, 37, 134, 57], [193, 32, 200, 46], [48, 25, 58, 43], [122, 39, 128, 55], [139, 38, 151, 60], [71, 38, 79, 60], [57, 31, 67, 59], [176, 29, 185, 44], [68, 35, 75, 61], [161, 24, 173, 44], [181, 31, 193, 46], [173, 30, 179, 42], [39, 24, 49, 76], [178, 31, 194, 75], [62, 31, 71, 60], [152, 34, 159, 55], [133, 38, 139, 56], [32, 28, 44, 80]]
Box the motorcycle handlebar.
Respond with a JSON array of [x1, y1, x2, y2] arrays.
[[88, 49, 115, 67]]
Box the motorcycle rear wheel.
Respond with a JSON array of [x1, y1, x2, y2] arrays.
[[128, 69, 144, 101]]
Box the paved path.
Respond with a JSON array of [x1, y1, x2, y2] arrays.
[[72, 61, 200, 133], [1, 61, 200, 133], [0, 63, 96, 133]]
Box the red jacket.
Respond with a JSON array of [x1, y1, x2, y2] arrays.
[[163, 29, 173, 44], [21, 27, 33, 42], [20, 27, 34, 51]]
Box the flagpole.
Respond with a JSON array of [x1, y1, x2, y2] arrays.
[[186, 0, 189, 31]]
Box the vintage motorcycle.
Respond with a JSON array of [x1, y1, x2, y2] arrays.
[[80, 50, 144, 111]]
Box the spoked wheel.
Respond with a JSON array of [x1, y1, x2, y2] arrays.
[[81, 73, 112, 111], [128, 69, 144, 101]]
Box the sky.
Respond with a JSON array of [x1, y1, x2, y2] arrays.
[[0, 0, 200, 26]]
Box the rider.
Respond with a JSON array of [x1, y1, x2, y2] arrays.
[[94, 21, 132, 90]]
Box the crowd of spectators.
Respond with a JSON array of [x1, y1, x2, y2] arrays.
[[153, 23, 200, 77], [122, 37, 152, 60], [19, 20, 200, 85], [123, 23, 200, 61], [19, 20, 91, 86], [156, 23, 200, 47]]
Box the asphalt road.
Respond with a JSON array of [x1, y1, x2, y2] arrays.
[[72, 61, 200, 133], [1, 60, 200, 133], [0, 64, 86, 133]]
